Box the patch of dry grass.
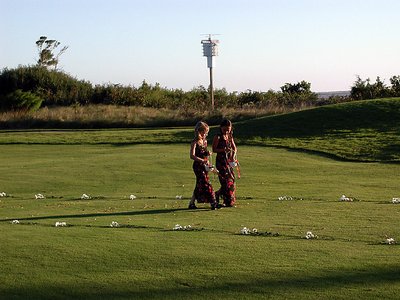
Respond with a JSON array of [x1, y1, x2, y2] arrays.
[[0, 104, 311, 129]]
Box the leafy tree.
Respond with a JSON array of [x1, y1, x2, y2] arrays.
[[280, 80, 312, 94], [350, 76, 391, 100], [280, 80, 318, 107], [36, 36, 68, 69], [390, 76, 400, 96], [0, 89, 43, 112]]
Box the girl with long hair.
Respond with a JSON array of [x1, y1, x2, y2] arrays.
[[188, 121, 219, 210], [212, 119, 237, 207]]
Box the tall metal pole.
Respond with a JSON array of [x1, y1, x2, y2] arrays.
[[201, 35, 219, 111], [209, 66, 214, 110]]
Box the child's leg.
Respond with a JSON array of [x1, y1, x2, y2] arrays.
[[188, 192, 197, 209]]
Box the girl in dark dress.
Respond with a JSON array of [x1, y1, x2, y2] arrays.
[[188, 121, 219, 210], [212, 119, 237, 207]]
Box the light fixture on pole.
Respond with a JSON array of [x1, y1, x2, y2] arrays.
[[201, 35, 219, 110]]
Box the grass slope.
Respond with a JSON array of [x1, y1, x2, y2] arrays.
[[234, 98, 400, 162], [0, 98, 399, 162], [0, 144, 400, 299]]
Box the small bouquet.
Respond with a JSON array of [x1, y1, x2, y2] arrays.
[[204, 163, 218, 174]]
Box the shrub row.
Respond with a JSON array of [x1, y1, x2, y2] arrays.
[[350, 76, 400, 100], [0, 65, 343, 112]]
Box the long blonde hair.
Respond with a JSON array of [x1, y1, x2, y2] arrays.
[[194, 121, 209, 142]]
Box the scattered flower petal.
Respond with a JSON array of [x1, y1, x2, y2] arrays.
[[392, 198, 400, 204], [173, 224, 194, 231], [35, 194, 45, 199], [305, 231, 317, 239], [130, 194, 137, 200], [175, 195, 182, 200], [278, 196, 293, 201], [0, 192, 7, 197], [278, 196, 303, 201], [11, 220, 20, 224], [240, 227, 251, 235], [173, 224, 183, 230], [81, 194, 90, 200], [386, 237, 396, 245], [55, 221, 67, 227], [339, 194, 353, 202], [110, 221, 120, 227]]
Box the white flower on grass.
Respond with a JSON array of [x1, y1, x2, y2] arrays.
[[386, 237, 396, 245], [129, 194, 137, 200], [55, 221, 67, 227], [35, 194, 45, 199], [392, 198, 400, 204], [173, 224, 193, 231], [110, 221, 120, 228], [240, 227, 251, 235], [11, 220, 20, 224], [278, 196, 293, 201], [81, 193, 90, 200], [252, 228, 258, 234], [278, 196, 304, 201], [339, 195, 353, 202], [173, 224, 183, 230], [175, 195, 182, 200], [305, 231, 317, 239], [0, 192, 7, 197]]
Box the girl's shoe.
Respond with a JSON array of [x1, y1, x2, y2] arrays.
[[188, 204, 198, 209], [211, 203, 222, 210]]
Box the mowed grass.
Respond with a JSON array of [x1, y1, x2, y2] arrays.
[[1, 143, 400, 299], [233, 97, 400, 162], [1, 97, 399, 163]]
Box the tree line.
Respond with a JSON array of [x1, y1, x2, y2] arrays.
[[0, 36, 399, 112], [0, 65, 323, 112]]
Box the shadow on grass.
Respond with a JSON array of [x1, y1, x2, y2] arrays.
[[0, 207, 211, 223], [1, 266, 400, 299]]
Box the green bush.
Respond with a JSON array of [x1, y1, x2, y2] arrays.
[[0, 89, 43, 111], [349, 76, 400, 100], [0, 66, 93, 106]]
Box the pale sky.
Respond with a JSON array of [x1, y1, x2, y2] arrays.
[[1, 0, 399, 92]]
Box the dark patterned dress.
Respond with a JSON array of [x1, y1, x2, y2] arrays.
[[192, 141, 216, 204], [215, 134, 236, 206]]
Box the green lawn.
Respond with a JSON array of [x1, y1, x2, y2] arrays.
[[233, 97, 400, 162], [1, 143, 399, 299], [1, 98, 399, 163]]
